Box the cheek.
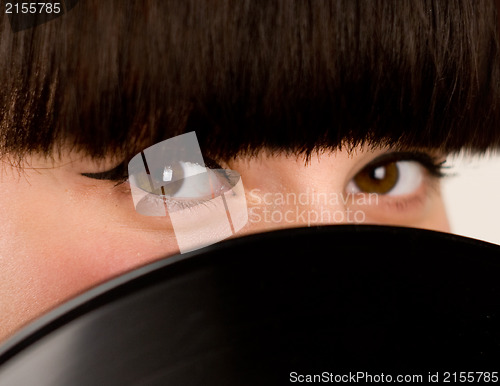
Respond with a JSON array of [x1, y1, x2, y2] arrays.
[[413, 195, 450, 233], [0, 181, 179, 342], [0, 235, 177, 343], [355, 191, 450, 232], [37, 231, 178, 284]]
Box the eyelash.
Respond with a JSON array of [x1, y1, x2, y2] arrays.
[[135, 189, 215, 212], [356, 151, 448, 179], [82, 157, 227, 187], [82, 151, 448, 198], [81, 161, 129, 185], [349, 151, 448, 213]]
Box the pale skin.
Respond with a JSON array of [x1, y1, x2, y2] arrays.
[[0, 145, 449, 342]]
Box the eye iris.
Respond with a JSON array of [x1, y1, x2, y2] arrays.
[[354, 162, 399, 194], [134, 161, 216, 198], [132, 162, 185, 195], [152, 162, 185, 196]]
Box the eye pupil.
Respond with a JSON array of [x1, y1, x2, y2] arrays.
[[354, 162, 399, 194]]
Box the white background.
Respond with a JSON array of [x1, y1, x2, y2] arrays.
[[441, 152, 500, 245]]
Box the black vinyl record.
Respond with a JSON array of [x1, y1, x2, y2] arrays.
[[0, 225, 500, 385]]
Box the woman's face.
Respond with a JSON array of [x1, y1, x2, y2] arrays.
[[0, 145, 449, 342]]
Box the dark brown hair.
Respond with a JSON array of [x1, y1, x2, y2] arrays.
[[0, 0, 499, 162]]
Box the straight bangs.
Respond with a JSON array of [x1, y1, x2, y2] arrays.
[[0, 0, 499, 163]]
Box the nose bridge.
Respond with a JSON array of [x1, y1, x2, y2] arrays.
[[227, 152, 360, 234]]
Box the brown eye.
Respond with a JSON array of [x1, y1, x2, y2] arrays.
[[348, 159, 425, 196], [353, 162, 399, 194]]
